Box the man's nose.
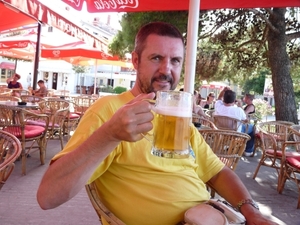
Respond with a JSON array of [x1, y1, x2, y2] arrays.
[[158, 59, 171, 74]]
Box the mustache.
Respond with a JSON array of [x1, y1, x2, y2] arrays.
[[152, 74, 173, 82]]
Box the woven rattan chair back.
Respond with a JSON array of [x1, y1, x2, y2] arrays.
[[86, 182, 125, 225], [192, 114, 217, 130], [0, 130, 22, 190], [199, 129, 250, 197], [0, 96, 21, 102], [199, 129, 250, 171], [256, 121, 293, 149], [38, 99, 70, 150], [20, 95, 45, 103], [212, 115, 248, 133], [0, 105, 49, 175], [253, 126, 300, 180]]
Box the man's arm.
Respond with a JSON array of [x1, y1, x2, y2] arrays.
[[37, 93, 155, 209], [208, 167, 278, 225], [217, 86, 230, 101]]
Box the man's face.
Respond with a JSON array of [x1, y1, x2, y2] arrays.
[[132, 34, 184, 94]]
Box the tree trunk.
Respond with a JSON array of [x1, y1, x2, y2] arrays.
[[267, 8, 298, 123]]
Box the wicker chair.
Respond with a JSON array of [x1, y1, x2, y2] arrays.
[[199, 129, 250, 197], [0, 105, 49, 175], [63, 100, 84, 137], [253, 127, 300, 180], [192, 114, 217, 130], [212, 115, 249, 133], [0, 96, 21, 102], [277, 125, 300, 208], [86, 182, 125, 225], [254, 121, 294, 154], [73, 96, 97, 114], [278, 152, 300, 209], [37, 98, 70, 150], [19, 90, 31, 96], [20, 95, 45, 103], [0, 130, 22, 190]]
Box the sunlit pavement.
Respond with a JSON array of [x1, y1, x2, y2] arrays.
[[0, 138, 100, 225], [1, 136, 300, 225]]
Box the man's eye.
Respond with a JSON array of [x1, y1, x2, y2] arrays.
[[151, 56, 161, 62], [171, 58, 181, 64]]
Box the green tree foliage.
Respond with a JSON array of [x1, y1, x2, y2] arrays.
[[72, 65, 87, 74], [243, 70, 269, 95], [109, 11, 190, 58], [110, 9, 300, 122], [114, 86, 127, 94]]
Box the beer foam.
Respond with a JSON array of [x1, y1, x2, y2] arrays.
[[155, 106, 191, 117]]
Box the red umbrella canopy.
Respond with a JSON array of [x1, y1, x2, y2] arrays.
[[0, 30, 84, 49], [41, 43, 133, 68], [1, 0, 106, 49], [0, 29, 85, 61], [62, 0, 300, 12], [41, 43, 119, 60], [0, 2, 37, 32]]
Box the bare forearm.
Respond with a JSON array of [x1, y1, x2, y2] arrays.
[[208, 167, 251, 209], [37, 122, 120, 209]]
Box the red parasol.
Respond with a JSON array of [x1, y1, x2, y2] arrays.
[[41, 43, 133, 93], [0, 0, 105, 49], [62, 0, 300, 12], [41, 42, 132, 66], [41, 44, 119, 61]]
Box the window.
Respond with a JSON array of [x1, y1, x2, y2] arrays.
[[0, 69, 14, 83]]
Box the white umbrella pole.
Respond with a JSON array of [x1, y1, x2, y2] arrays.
[[94, 60, 97, 94], [184, 0, 200, 93]]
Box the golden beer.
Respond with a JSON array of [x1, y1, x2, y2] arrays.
[[151, 106, 191, 158]]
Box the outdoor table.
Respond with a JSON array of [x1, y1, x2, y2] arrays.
[[0, 101, 39, 109]]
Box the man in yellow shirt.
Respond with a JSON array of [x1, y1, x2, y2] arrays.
[[37, 22, 278, 225]]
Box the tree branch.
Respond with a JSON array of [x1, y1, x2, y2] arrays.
[[287, 31, 300, 41], [200, 10, 247, 39], [248, 9, 279, 33]]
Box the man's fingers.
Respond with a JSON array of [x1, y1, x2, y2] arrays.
[[127, 92, 155, 105]]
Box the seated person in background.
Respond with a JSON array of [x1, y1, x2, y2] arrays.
[[37, 22, 277, 225], [180, 88, 206, 118], [203, 92, 215, 109], [243, 93, 255, 115], [193, 90, 207, 118], [236, 93, 256, 122], [32, 80, 48, 97], [195, 91, 202, 105], [215, 87, 255, 156], [6, 73, 23, 97]]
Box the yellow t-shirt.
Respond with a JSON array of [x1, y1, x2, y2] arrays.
[[52, 91, 224, 225]]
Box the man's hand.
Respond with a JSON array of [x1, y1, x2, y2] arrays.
[[243, 208, 279, 225], [104, 92, 155, 142]]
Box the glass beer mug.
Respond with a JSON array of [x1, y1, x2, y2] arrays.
[[151, 91, 193, 159]]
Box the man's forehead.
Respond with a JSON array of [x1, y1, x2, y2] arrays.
[[144, 35, 184, 56]]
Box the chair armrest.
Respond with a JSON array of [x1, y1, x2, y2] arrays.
[[23, 109, 49, 129]]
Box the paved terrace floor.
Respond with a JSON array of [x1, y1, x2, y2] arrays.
[[1, 137, 300, 225]]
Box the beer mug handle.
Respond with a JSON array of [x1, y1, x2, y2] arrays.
[[141, 132, 153, 143]]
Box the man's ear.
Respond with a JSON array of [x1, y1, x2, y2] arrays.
[[131, 51, 139, 70]]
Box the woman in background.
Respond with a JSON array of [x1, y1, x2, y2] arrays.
[[7, 73, 23, 97], [204, 92, 215, 109]]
